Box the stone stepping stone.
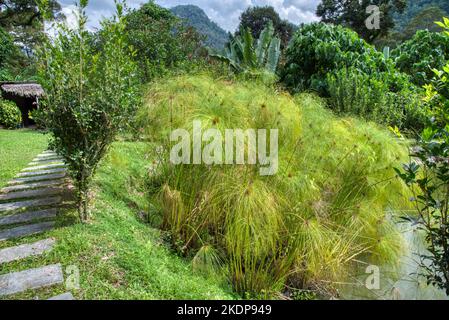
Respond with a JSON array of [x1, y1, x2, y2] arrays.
[[0, 222, 55, 241], [0, 239, 55, 264], [0, 197, 61, 213], [2, 180, 65, 193], [8, 173, 66, 185], [0, 209, 57, 227], [36, 152, 60, 157], [0, 188, 62, 202], [33, 158, 64, 164], [48, 292, 74, 300], [22, 163, 67, 172], [29, 159, 65, 166], [0, 264, 63, 296], [16, 168, 66, 178], [34, 153, 62, 158], [38, 153, 59, 159]]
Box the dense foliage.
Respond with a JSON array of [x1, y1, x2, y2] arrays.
[[282, 23, 392, 93], [393, 30, 449, 86], [282, 23, 425, 131], [170, 5, 228, 50], [37, 0, 140, 221], [141, 74, 410, 297], [316, 0, 406, 42], [211, 22, 281, 80], [327, 67, 426, 130], [0, 98, 21, 128], [236, 6, 295, 48], [396, 18, 449, 295], [125, 2, 204, 82], [396, 129, 449, 295]]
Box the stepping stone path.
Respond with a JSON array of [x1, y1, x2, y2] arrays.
[[0, 150, 75, 300], [48, 292, 74, 300], [0, 239, 55, 264]]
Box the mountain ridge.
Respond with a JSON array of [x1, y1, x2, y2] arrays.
[[170, 4, 228, 51]]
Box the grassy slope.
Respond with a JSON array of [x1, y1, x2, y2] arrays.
[[0, 139, 234, 300], [0, 129, 49, 188]]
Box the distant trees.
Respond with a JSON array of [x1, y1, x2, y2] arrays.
[[236, 6, 295, 48], [0, 0, 63, 80], [374, 4, 448, 48], [124, 2, 204, 82], [0, 0, 63, 55], [316, 0, 407, 42], [0, 26, 20, 80], [402, 5, 446, 37], [393, 0, 449, 31], [0, 26, 14, 68]]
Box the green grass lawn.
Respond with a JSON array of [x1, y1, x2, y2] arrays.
[[0, 137, 235, 300], [0, 129, 50, 188]]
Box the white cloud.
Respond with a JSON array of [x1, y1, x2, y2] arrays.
[[62, 4, 79, 29], [58, 0, 320, 32]]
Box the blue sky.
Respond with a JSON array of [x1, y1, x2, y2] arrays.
[[58, 0, 320, 32]]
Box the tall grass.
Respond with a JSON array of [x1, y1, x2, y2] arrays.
[[139, 74, 412, 297]]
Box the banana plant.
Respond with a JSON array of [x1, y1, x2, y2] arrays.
[[211, 21, 281, 75]]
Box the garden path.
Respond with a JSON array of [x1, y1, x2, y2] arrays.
[[0, 151, 74, 300]]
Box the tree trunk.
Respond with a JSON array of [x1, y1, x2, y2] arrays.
[[76, 168, 90, 222]]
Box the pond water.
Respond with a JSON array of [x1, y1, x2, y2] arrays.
[[339, 224, 449, 300]]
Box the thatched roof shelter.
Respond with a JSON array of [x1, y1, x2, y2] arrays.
[[0, 82, 45, 98], [0, 82, 45, 127]]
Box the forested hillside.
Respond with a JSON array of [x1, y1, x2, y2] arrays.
[[394, 0, 449, 31], [170, 5, 228, 50]]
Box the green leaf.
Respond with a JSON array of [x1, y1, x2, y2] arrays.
[[265, 37, 281, 73], [256, 21, 274, 66], [242, 28, 256, 68], [435, 21, 446, 28]]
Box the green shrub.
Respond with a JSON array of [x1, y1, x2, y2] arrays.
[[281, 23, 390, 94], [392, 30, 449, 86], [391, 30, 449, 86], [141, 74, 411, 297], [327, 67, 427, 131], [281, 23, 426, 132], [37, 1, 140, 221], [0, 99, 22, 129]]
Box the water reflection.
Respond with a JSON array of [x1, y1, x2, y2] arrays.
[[339, 225, 448, 300]]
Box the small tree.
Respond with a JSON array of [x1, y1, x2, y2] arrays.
[[37, 0, 140, 221], [236, 6, 295, 48]]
